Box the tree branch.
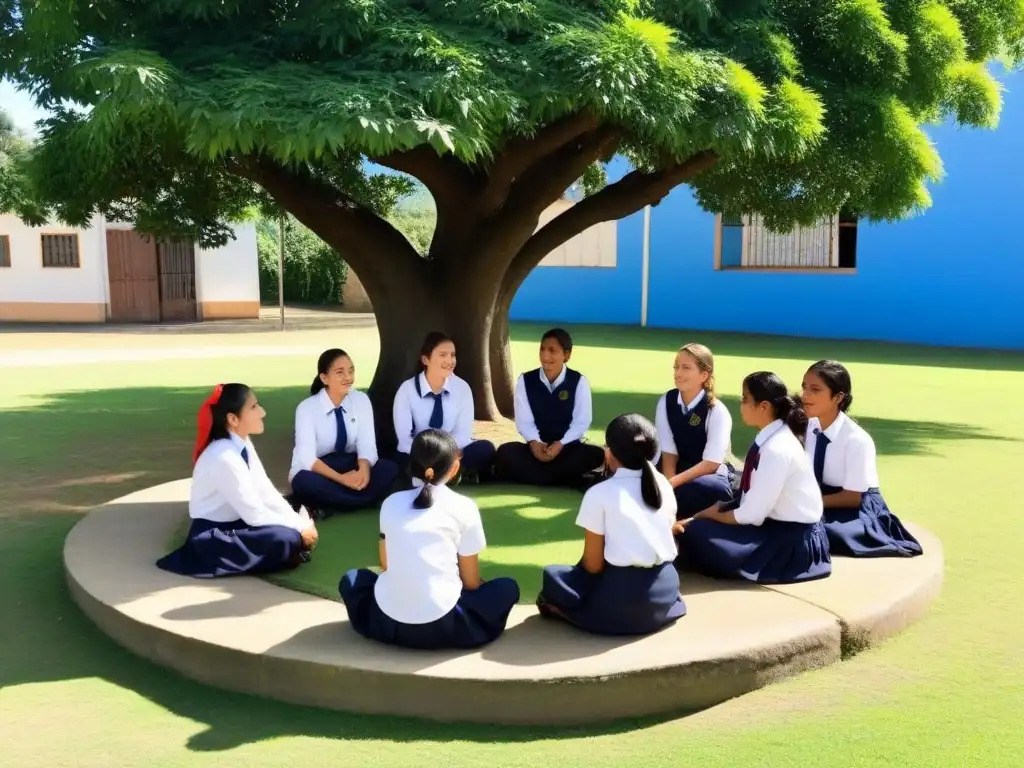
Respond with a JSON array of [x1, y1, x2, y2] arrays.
[[227, 155, 425, 287], [478, 112, 601, 215], [371, 145, 477, 200], [502, 150, 719, 298]]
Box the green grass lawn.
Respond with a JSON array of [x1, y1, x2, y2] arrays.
[[266, 486, 588, 602], [2, 323, 1023, 767]]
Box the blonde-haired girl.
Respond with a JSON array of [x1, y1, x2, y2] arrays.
[[654, 343, 737, 521]]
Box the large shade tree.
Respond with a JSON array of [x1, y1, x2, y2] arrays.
[[2, 0, 1022, 446]]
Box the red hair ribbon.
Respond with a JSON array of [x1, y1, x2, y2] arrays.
[[192, 384, 225, 465]]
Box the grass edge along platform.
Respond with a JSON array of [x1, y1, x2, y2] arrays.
[[63, 479, 944, 727]]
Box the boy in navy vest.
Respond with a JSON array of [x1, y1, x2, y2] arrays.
[[494, 328, 605, 488]]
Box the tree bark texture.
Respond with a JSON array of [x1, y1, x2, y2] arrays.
[[227, 123, 719, 451]]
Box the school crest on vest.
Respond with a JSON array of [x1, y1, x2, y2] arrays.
[[558, 390, 569, 401], [688, 412, 702, 427]]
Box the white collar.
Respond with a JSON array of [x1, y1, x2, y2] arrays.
[[539, 365, 567, 390], [317, 388, 348, 413], [418, 371, 449, 397], [818, 411, 848, 440], [676, 389, 706, 411], [754, 419, 786, 447]]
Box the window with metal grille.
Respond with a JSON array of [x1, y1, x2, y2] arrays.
[[718, 212, 858, 270], [41, 234, 81, 268], [0, 235, 10, 267]]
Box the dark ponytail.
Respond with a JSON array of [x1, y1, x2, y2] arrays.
[[409, 429, 460, 509], [742, 371, 807, 438], [311, 348, 350, 395], [605, 413, 663, 510], [807, 359, 854, 413], [207, 384, 252, 443]]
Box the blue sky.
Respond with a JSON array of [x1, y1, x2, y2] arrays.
[[0, 78, 48, 136]]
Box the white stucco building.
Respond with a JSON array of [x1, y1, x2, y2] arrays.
[[0, 213, 261, 323]]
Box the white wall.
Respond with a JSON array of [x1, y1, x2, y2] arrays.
[[194, 221, 260, 305], [0, 213, 108, 304]]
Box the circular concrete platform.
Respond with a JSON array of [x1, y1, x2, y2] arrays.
[[64, 480, 944, 726]]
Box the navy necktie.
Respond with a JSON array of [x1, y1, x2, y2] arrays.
[[738, 441, 760, 493], [813, 428, 830, 486], [427, 392, 444, 429], [334, 406, 348, 453], [240, 446, 250, 467]]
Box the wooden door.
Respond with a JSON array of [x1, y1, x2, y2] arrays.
[[156, 239, 198, 322], [106, 230, 161, 322]]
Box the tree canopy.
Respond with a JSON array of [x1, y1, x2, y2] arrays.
[[3, 0, 1023, 438]]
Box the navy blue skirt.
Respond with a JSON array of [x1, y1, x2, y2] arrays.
[[673, 472, 736, 519], [339, 568, 520, 650], [538, 562, 686, 636], [823, 488, 923, 558], [156, 518, 304, 578], [679, 518, 832, 584]]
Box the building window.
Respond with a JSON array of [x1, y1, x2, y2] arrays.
[[41, 234, 81, 268], [537, 199, 618, 268], [0, 235, 10, 267], [717, 211, 858, 271]]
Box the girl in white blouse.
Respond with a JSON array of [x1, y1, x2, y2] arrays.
[[288, 348, 398, 518], [801, 360, 923, 557], [339, 429, 520, 650], [156, 383, 317, 578], [536, 414, 687, 636], [654, 342, 736, 518], [676, 371, 832, 584], [392, 331, 496, 483]]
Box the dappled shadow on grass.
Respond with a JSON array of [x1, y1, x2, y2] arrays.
[[592, 390, 1018, 459], [0, 384, 309, 514], [511, 322, 1024, 373], [273, 484, 587, 603], [0, 514, 696, 750]]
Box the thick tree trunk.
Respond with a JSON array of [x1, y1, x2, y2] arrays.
[[357, 259, 506, 454], [489, 293, 516, 418]]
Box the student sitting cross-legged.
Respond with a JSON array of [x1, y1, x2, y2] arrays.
[[494, 328, 605, 488], [339, 429, 521, 650], [392, 331, 496, 483], [536, 414, 687, 636], [288, 348, 399, 519], [801, 360, 923, 558], [655, 342, 736, 519], [675, 372, 832, 585], [157, 383, 318, 579]]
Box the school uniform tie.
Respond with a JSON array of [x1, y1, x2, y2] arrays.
[[812, 429, 830, 486], [427, 392, 444, 429], [738, 441, 760, 494], [333, 406, 348, 453], [240, 447, 250, 467]]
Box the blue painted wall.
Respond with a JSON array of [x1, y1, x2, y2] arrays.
[[511, 69, 1024, 351]]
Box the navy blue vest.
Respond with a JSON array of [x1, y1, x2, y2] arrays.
[[664, 389, 711, 471], [523, 368, 582, 444]]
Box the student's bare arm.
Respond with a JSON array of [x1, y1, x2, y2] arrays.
[[458, 554, 483, 590], [581, 530, 605, 574], [378, 538, 388, 571]]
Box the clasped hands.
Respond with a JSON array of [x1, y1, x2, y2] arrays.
[[338, 463, 371, 491], [529, 440, 564, 463]]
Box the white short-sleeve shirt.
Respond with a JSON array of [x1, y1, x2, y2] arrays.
[[190, 433, 306, 532], [653, 390, 732, 476], [574, 467, 678, 567], [392, 372, 475, 454], [805, 413, 879, 491], [733, 421, 823, 526], [289, 389, 379, 481], [373, 484, 487, 625]]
